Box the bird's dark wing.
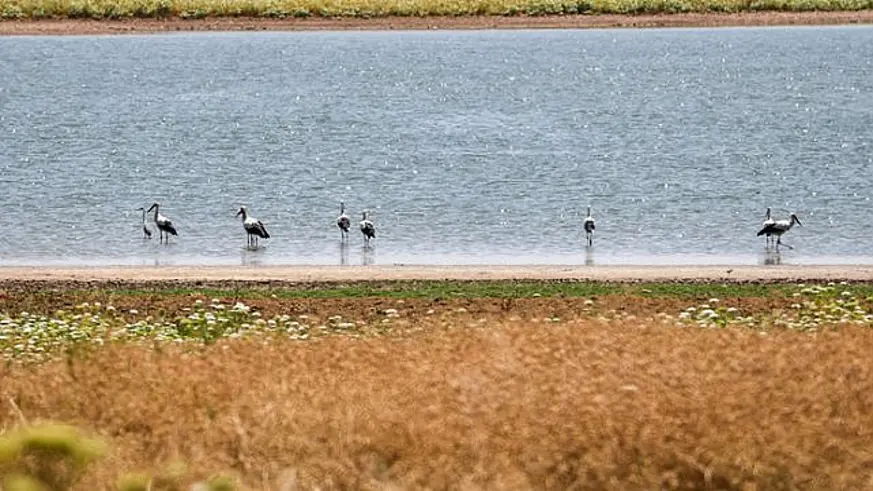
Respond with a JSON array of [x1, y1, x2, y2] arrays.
[[757, 224, 777, 236], [255, 221, 270, 239], [163, 221, 178, 236]]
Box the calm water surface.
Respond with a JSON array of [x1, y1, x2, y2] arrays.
[[1, 27, 872, 266]]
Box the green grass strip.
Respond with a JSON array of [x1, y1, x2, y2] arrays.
[[2, 0, 873, 20], [49, 279, 873, 300]]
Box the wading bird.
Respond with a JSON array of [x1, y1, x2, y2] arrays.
[[236, 206, 270, 249], [360, 211, 376, 245], [757, 213, 801, 250], [761, 207, 775, 248], [137, 207, 153, 240], [337, 202, 351, 241], [147, 202, 178, 244], [583, 206, 596, 247]]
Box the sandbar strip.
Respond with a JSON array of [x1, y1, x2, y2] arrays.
[[1, 264, 873, 286]]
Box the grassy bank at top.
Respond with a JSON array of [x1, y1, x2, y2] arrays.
[[1, 0, 872, 21]]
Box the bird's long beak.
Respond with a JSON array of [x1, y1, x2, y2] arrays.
[[147, 204, 156, 212], [796, 217, 803, 226]]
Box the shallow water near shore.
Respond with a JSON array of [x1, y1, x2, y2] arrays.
[[1, 27, 872, 267]]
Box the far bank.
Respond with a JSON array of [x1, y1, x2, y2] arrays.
[[2, 10, 873, 36]]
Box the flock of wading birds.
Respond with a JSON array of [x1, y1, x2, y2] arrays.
[[137, 202, 802, 251], [137, 202, 375, 248]]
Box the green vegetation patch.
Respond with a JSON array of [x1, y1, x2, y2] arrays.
[[93, 279, 873, 300], [1, 0, 872, 20], [2, 281, 873, 363]]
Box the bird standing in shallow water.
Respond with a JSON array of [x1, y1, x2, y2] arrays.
[[147, 202, 178, 244], [583, 206, 596, 247], [236, 206, 270, 249], [137, 207, 152, 239], [761, 207, 776, 248], [360, 211, 376, 245], [337, 202, 351, 241], [757, 213, 801, 251]]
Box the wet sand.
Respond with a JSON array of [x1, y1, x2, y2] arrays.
[[1, 264, 873, 286], [2, 11, 873, 36]]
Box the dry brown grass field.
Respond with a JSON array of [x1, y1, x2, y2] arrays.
[[3, 281, 873, 489]]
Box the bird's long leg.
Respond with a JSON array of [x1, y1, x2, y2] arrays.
[[775, 236, 794, 251]]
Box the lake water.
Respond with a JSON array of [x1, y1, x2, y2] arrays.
[[1, 26, 872, 267]]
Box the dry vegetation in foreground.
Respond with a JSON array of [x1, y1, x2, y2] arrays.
[[3, 286, 873, 489]]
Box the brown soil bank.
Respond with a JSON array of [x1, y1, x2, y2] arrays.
[[2, 10, 873, 35]]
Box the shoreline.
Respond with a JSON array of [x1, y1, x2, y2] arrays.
[[2, 264, 873, 285], [2, 11, 873, 36]]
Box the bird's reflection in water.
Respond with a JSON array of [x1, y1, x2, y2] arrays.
[[339, 241, 349, 266], [585, 248, 594, 266], [361, 244, 375, 266], [760, 250, 782, 266], [240, 247, 265, 266]]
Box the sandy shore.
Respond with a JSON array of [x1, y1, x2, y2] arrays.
[[1, 264, 873, 285], [2, 11, 873, 36]]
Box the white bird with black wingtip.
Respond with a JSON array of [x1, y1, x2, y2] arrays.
[[360, 211, 376, 245], [137, 206, 153, 240], [583, 206, 596, 247], [236, 206, 270, 249], [757, 212, 801, 250], [337, 202, 351, 241], [147, 202, 178, 244], [761, 207, 776, 248]]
